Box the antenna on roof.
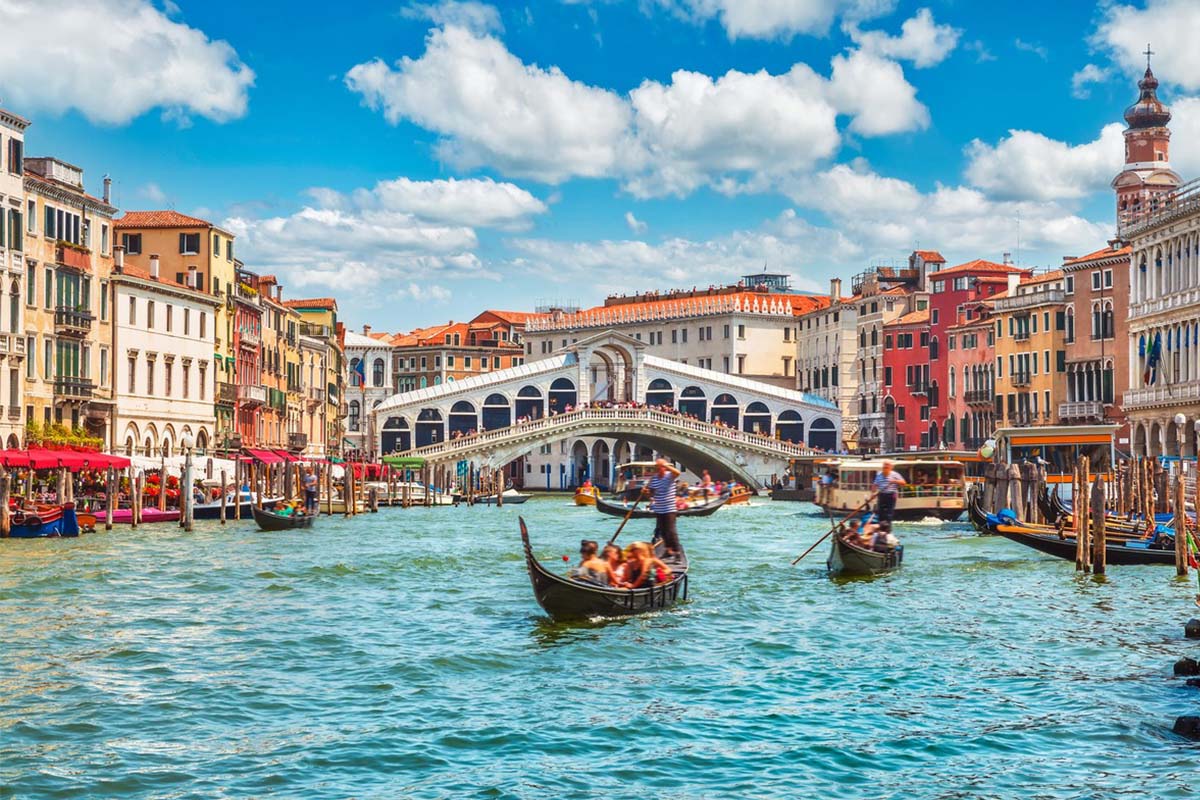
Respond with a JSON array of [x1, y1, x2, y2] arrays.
[[1015, 210, 1021, 269]]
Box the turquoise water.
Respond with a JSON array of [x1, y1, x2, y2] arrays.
[[2, 499, 1199, 798]]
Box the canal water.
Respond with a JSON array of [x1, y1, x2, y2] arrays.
[[2, 499, 1199, 798]]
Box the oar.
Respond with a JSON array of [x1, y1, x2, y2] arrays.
[[608, 490, 647, 546], [792, 492, 877, 566]]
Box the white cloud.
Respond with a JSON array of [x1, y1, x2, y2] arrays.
[[828, 50, 929, 135], [1071, 64, 1112, 100], [964, 124, 1125, 201], [625, 64, 841, 196], [400, 1, 503, 33], [347, 23, 928, 193], [1165, 96, 1200, 179], [625, 211, 648, 234], [661, 0, 894, 40], [0, 0, 253, 125], [962, 39, 995, 63], [1014, 38, 1048, 60], [1093, 0, 1200, 91], [140, 182, 168, 204], [345, 25, 635, 183], [844, 8, 960, 69], [353, 176, 548, 229], [394, 282, 453, 303]]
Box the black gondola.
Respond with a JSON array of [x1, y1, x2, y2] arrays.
[[252, 504, 315, 531], [827, 533, 903, 577], [594, 494, 728, 520], [967, 485, 991, 534], [988, 519, 1175, 565], [519, 517, 689, 620]]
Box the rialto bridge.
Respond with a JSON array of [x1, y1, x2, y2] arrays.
[[371, 331, 840, 488]]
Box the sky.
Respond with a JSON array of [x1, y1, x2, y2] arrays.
[[2, 0, 1199, 333]]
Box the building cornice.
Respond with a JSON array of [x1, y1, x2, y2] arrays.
[[112, 273, 222, 308]]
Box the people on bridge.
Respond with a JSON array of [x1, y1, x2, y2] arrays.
[[873, 460, 906, 523], [643, 458, 683, 556]]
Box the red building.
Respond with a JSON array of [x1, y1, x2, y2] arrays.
[[882, 309, 931, 450], [926, 259, 1026, 446]]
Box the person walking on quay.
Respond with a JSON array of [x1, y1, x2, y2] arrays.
[[873, 460, 906, 523], [303, 467, 319, 514], [644, 458, 682, 556]]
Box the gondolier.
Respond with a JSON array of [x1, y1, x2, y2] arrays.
[[303, 467, 318, 514], [644, 458, 683, 555], [873, 460, 906, 523]]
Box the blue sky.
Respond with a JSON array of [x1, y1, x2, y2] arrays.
[[4, 0, 1200, 332]]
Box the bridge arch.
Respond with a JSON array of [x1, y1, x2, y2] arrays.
[[679, 386, 706, 419], [777, 410, 804, 443], [549, 377, 577, 413], [482, 393, 511, 431], [591, 439, 611, 488], [646, 378, 674, 408], [449, 401, 477, 437], [516, 385, 544, 421], [712, 393, 739, 427], [743, 401, 771, 435], [416, 408, 444, 447], [570, 439, 589, 486], [382, 416, 411, 454], [809, 417, 837, 451]]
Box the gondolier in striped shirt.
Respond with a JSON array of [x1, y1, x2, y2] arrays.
[[644, 458, 683, 556], [873, 460, 906, 523]]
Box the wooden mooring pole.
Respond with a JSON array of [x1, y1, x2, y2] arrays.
[[1176, 466, 1189, 577], [1091, 473, 1107, 576]]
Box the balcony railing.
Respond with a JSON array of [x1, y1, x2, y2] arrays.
[[1124, 380, 1200, 409], [7, 408, 20, 420], [991, 288, 1065, 312], [300, 323, 332, 339], [238, 330, 261, 349], [54, 376, 94, 399], [13, 336, 25, 357], [910, 380, 930, 396], [964, 389, 993, 406], [1013, 330, 1030, 342], [238, 385, 267, 406], [1059, 401, 1104, 421], [287, 432, 308, 451], [217, 381, 238, 406], [1010, 372, 1031, 387], [55, 243, 91, 272], [54, 306, 95, 336], [307, 386, 325, 403]]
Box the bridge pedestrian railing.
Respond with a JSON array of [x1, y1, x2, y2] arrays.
[[396, 407, 824, 462]]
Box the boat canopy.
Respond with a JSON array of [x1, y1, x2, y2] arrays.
[[383, 456, 426, 469]]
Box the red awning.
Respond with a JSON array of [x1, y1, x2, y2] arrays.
[[0, 450, 30, 467], [0, 449, 131, 471], [244, 448, 284, 464], [273, 449, 299, 462]]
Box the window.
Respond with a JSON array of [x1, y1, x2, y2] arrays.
[[1091, 271, 1101, 290], [199, 363, 207, 399], [723, 324, 730, 339], [43, 338, 52, 380], [226, 240, 233, 261], [953, 277, 969, 291], [99, 346, 109, 387], [25, 262, 34, 306], [672, 329, 677, 344], [166, 305, 173, 332], [122, 233, 142, 254], [182, 363, 189, 398], [184, 309, 190, 336], [737, 324, 746, 339], [372, 358, 385, 386], [101, 224, 109, 255], [898, 406, 906, 421], [885, 366, 893, 385], [128, 297, 136, 325], [435, 355, 442, 368], [147, 301, 155, 329], [164, 361, 173, 397], [26, 200, 34, 234], [931, 309, 939, 325], [146, 357, 155, 394], [199, 313, 206, 339], [493, 356, 500, 369], [723, 356, 730, 373], [1103, 269, 1113, 289], [1065, 275, 1074, 294], [213, 233, 220, 254], [681, 329, 687, 343], [43, 267, 52, 309], [179, 232, 200, 254], [25, 337, 33, 378], [932, 280, 945, 293], [465, 356, 473, 369]]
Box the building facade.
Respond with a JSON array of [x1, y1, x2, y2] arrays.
[[0, 108, 27, 447], [882, 309, 931, 450], [944, 299, 995, 450], [23, 156, 117, 444], [795, 278, 858, 432], [990, 271, 1068, 428], [285, 298, 344, 458], [109, 249, 219, 455], [345, 326, 397, 459]]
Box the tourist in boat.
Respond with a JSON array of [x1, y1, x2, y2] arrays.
[[602, 543, 627, 584], [871, 521, 899, 552], [675, 482, 690, 511], [303, 468, 319, 514], [571, 540, 612, 587], [873, 460, 906, 523], [644, 458, 683, 556], [622, 541, 672, 589], [699, 470, 714, 499]]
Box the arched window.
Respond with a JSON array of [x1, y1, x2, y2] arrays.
[[349, 357, 362, 387], [372, 358, 385, 387], [348, 400, 361, 432], [1102, 301, 1114, 340]]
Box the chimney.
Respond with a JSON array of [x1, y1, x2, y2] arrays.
[[113, 244, 124, 274], [188, 265, 199, 289], [362, 324, 372, 336], [102, 175, 111, 204], [149, 254, 160, 280], [830, 277, 842, 301]]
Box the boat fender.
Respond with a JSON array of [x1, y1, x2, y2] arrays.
[[1174, 657, 1200, 676]]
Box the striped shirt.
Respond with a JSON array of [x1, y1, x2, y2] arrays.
[[873, 471, 904, 495], [646, 474, 677, 514]]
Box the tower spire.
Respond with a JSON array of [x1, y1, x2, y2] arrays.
[[1144, 43, 1154, 70]]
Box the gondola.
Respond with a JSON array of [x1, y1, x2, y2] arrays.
[[251, 504, 315, 532], [986, 516, 1177, 566], [594, 494, 728, 519], [519, 517, 688, 620], [827, 532, 903, 577], [966, 485, 991, 534]]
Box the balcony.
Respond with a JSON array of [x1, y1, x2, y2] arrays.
[[238, 330, 261, 349], [54, 376, 94, 399], [288, 432, 308, 451], [54, 306, 95, 337], [1059, 401, 1105, 422], [307, 386, 325, 404], [55, 243, 91, 272], [1124, 379, 1200, 410], [909, 380, 931, 396], [217, 381, 238, 406], [7, 408, 19, 420], [1013, 330, 1030, 342], [1010, 371, 1031, 387], [13, 336, 25, 358], [238, 384, 267, 406], [991, 288, 1066, 312], [964, 389, 993, 406], [300, 323, 332, 339]]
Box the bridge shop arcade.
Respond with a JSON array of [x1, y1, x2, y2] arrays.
[[372, 330, 840, 490]]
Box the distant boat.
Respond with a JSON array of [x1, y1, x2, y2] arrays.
[[574, 486, 601, 506], [252, 504, 315, 532], [8, 504, 80, 538], [827, 533, 903, 577], [482, 488, 531, 505]]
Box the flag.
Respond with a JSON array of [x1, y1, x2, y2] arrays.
[[1143, 332, 1162, 385], [353, 358, 366, 386]]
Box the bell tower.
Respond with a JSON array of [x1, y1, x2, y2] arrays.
[[1113, 45, 1181, 225]]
